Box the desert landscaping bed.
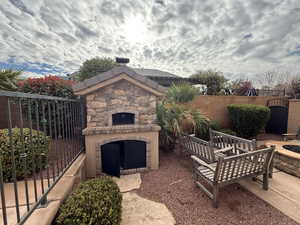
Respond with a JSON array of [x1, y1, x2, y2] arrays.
[[136, 149, 299, 225]]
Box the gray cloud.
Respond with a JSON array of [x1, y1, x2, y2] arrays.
[[0, 0, 299, 78]]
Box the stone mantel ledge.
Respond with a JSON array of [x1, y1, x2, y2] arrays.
[[83, 124, 161, 136]]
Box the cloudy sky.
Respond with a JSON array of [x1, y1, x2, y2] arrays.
[[0, 0, 300, 79]]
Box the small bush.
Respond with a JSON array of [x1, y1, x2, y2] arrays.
[[227, 104, 270, 138], [57, 177, 122, 225], [0, 128, 50, 182], [166, 83, 200, 103]]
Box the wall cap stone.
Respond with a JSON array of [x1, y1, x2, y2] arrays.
[[83, 124, 161, 136]]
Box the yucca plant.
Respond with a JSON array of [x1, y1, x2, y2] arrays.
[[166, 83, 200, 103]]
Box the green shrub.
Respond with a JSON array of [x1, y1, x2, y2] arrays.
[[219, 129, 237, 136], [227, 104, 270, 138], [156, 102, 209, 150], [166, 83, 200, 103], [57, 177, 122, 225], [0, 128, 50, 182]]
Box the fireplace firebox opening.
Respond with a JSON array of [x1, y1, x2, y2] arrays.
[[112, 112, 135, 125], [101, 140, 146, 177]]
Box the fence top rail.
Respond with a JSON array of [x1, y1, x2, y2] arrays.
[[210, 129, 255, 144], [0, 90, 79, 102]]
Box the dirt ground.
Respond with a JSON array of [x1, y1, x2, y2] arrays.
[[136, 149, 299, 225]]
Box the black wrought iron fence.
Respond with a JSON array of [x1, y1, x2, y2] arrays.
[[0, 91, 85, 225]]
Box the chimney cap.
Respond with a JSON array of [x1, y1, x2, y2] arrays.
[[116, 57, 129, 64]]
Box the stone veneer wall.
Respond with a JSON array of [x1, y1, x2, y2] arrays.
[[86, 79, 157, 127], [274, 153, 300, 178]]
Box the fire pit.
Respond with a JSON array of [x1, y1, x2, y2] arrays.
[[283, 145, 300, 154], [266, 141, 300, 178]]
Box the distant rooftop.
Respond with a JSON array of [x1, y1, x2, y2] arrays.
[[132, 68, 180, 78]]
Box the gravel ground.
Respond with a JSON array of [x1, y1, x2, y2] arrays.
[[136, 150, 299, 225]]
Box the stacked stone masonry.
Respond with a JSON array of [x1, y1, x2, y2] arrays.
[[86, 79, 157, 128]]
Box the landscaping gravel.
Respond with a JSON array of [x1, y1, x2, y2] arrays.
[[136, 150, 299, 225]]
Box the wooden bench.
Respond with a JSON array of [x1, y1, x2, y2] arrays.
[[191, 146, 275, 208], [179, 133, 234, 163], [209, 129, 257, 153]]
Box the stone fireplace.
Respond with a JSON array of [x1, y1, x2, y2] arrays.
[[73, 66, 165, 177]]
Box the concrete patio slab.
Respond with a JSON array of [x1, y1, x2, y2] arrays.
[[239, 171, 300, 224], [113, 173, 141, 192], [121, 192, 176, 225]]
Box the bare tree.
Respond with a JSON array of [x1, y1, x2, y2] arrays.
[[256, 70, 300, 89]]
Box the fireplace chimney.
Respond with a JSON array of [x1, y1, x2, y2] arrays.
[[116, 57, 129, 65]]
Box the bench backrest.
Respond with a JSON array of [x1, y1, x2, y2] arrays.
[[180, 134, 215, 163], [209, 129, 257, 153], [214, 146, 275, 184]]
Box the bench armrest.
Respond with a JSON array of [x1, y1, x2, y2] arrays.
[[191, 155, 215, 171], [215, 146, 233, 153]]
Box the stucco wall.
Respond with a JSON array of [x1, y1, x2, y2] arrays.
[[287, 99, 300, 133], [187, 95, 279, 128], [86, 79, 157, 128]]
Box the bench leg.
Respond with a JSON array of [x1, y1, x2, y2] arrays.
[[263, 173, 269, 190], [269, 161, 274, 178], [212, 185, 219, 208]]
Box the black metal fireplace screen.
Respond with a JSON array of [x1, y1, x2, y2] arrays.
[[112, 112, 135, 125]]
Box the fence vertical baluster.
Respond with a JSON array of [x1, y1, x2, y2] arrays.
[[35, 100, 45, 195], [63, 101, 70, 164], [18, 98, 30, 211], [60, 101, 66, 168], [73, 102, 78, 155], [47, 101, 56, 183], [57, 101, 64, 173], [69, 102, 75, 159], [7, 98, 21, 222], [42, 102, 50, 188], [0, 158, 8, 225], [52, 102, 60, 178], [27, 99, 38, 202]]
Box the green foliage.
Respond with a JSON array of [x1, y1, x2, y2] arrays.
[[0, 69, 22, 91], [219, 129, 237, 136], [166, 83, 200, 103], [57, 177, 122, 225], [77, 57, 116, 81], [17, 76, 75, 99], [227, 104, 270, 138], [190, 70, 227, 95], [156, 102, 209, 150], [0, 128, 50, 182]]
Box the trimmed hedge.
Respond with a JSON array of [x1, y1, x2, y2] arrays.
[[227, 104, 270, 138], [57, 177, 122, 225], [0, 128, 50, 182]]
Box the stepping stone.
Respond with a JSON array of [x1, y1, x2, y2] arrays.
[[121, 192, 176, 225], [113, 173, 142, 192]]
